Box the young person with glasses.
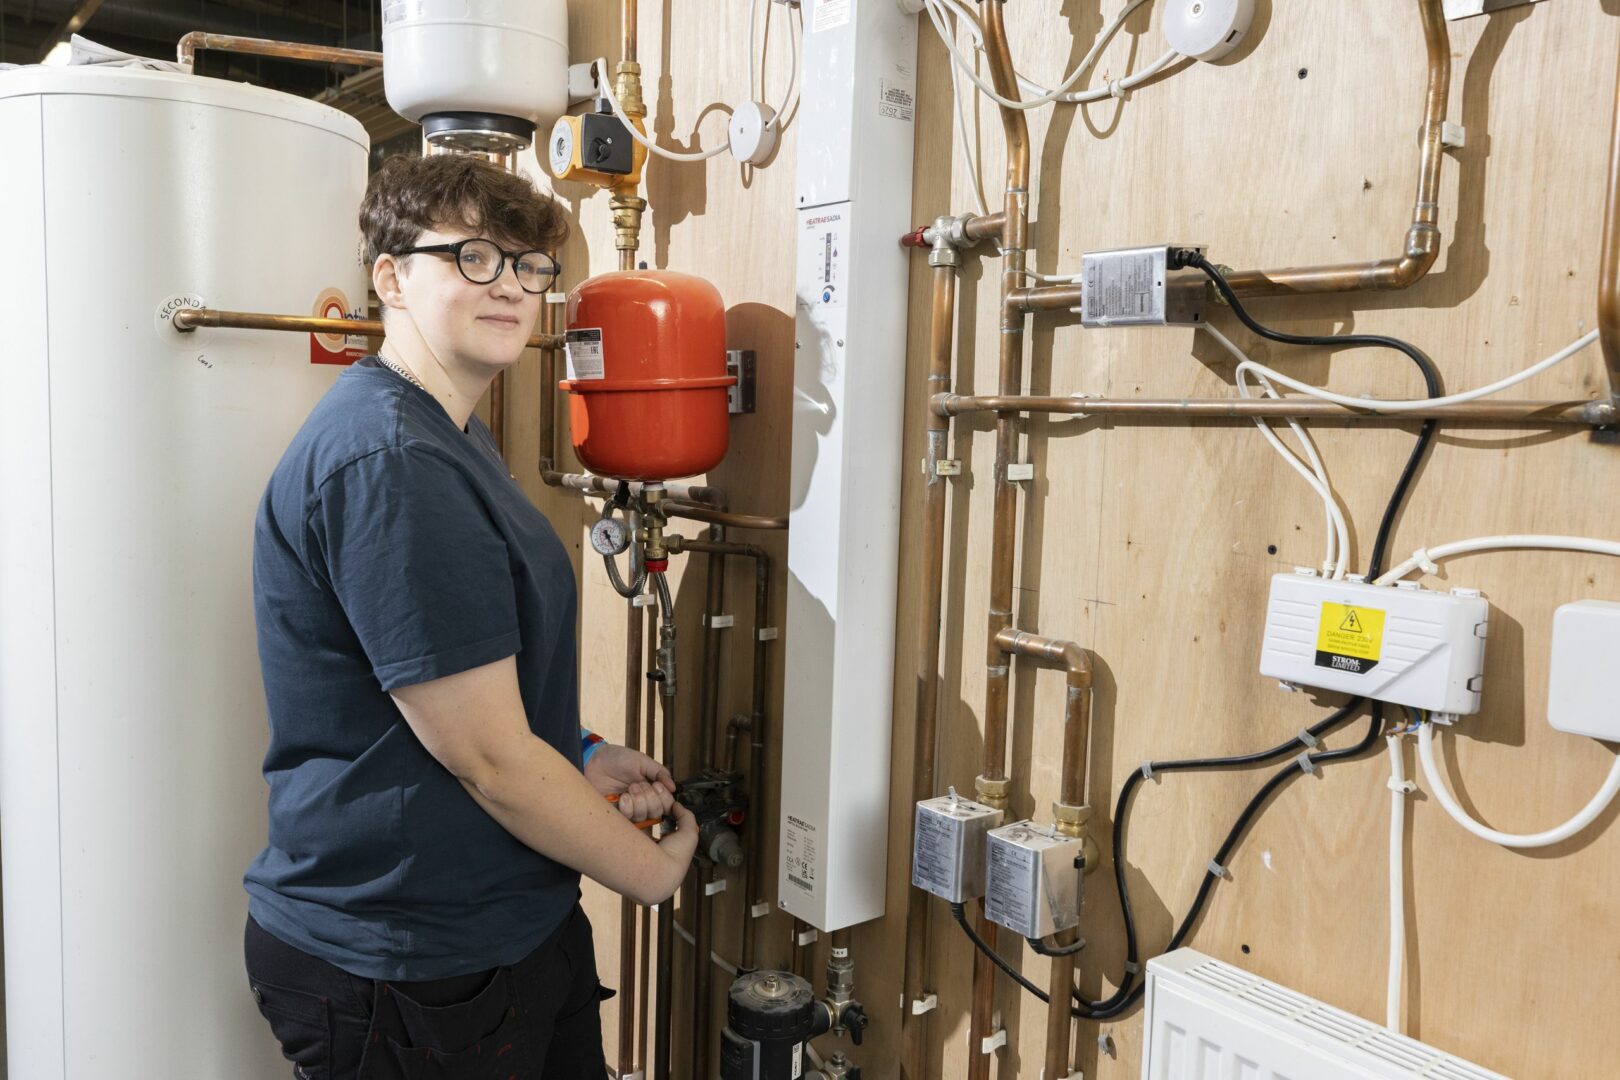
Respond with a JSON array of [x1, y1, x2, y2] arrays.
[[243, 153, 694, 1079]]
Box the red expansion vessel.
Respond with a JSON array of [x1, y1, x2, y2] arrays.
[[560, 269, 734, 481]]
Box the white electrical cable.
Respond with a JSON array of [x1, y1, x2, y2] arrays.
[[594, 57, 732, 162], [943, 1, 991, 217], [1373, 534, 1620, 848], [768, 0, 802, 131], [1374, 534, 1620, 586], [1385, 733, 1410, 1032], [1417, 722, 1620, 849], [1205, 325, 1349, 577], [1230, 328, 1600, 414], [924, 0, 1179, 110]]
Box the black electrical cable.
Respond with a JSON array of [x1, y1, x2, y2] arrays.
[[951, 256, 1443, 1019]]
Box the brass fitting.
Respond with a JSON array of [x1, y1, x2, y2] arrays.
[[975, 774, 1011, 810], [610, 189, 648, 257], [638, 483, 670, 567], [1053, 803, 1101, 875]]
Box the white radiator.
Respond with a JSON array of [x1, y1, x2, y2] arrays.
[[1141, 950, 1509, 1080]]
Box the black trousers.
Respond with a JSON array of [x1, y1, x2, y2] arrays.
[[244, 907, 610, 1080]]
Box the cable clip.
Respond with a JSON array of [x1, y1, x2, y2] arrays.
[[1123, 960, 1141, 975], [1388, 776, 1417, 795], [1411, 546, 1439, 576], [1296, 751, 1318, 775], [1207, 859, 1229, 880], [1107, 77, 1128, 99], [1139, 761, 1156, 782], [1296, 729, 1320, 750]]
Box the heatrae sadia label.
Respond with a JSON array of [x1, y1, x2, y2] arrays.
[[1315, 602, 1386, 674]]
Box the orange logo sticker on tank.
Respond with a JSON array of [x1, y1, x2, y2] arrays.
[[310, 287, 369, 366]]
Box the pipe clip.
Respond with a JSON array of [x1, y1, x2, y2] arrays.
[[1440, 121, 1466, 150], [756, 627, 780, 642], [980, 1027, 1008, 1055], [704, 878, 728, 896], [910, 993, 939, 1015], [703, 614, 736, 629], [931, 458, 962, 477], [751, 901, 771, 919], [798, 928, 819, 947]]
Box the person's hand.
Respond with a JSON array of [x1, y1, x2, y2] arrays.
[[585, 743, 676, 823], [646, 799, 700, 900]]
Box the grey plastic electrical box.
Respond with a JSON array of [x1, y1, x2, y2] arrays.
[[912, 792, 1003, 903], [985, 820, 1084, 939], [1080, 244, 1206, 327]]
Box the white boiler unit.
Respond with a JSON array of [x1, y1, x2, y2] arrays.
[[0, 66, 368, 1078]]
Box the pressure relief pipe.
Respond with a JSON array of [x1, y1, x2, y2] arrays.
[[900, 252, 961, 1080]]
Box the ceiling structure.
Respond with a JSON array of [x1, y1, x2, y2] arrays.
[[1, 0, 415, 148]]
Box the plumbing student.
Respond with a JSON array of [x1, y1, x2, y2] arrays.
[[244, 153, 695, 1079]]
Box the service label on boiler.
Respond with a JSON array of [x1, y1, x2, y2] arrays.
[[564, 328, 606, 381], [1315, 602, 1386, 675]]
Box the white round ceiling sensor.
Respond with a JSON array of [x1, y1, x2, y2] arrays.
[[1162, 0, 1256, 62]]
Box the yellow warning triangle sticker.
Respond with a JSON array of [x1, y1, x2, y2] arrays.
[[1339, 609, 1364, 633]]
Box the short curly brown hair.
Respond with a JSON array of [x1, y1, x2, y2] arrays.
[[359, 154, 568, 266]]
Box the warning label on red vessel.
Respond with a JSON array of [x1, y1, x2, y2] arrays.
[[310, 287, 369, 366], [565, 328, 605, 381]]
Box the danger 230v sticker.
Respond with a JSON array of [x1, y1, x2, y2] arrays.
[[1314, 601, 1386, 675]]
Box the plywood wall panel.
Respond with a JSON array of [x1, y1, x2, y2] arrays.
[[506, 1, 1620, 1077]]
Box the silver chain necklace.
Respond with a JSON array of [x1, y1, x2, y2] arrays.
[[377, 353, 427, 392]]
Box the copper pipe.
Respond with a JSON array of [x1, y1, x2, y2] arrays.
[[540, 299, 565, 482], [623, 0, 639, 64], [653, 587, 677, 1080], [972, 3, 1030, 1076], [1599, 41, 1620, 408], [691, 527, 727, 1080], [665, 501, 789, 531], [1224, 0, 1449, 296], [673, 536, 774, 972], [618, 598, 645, 1079], [934, 393, 1611, 425], [1009, 283, 1081, 313], [965, 211, 1007, 244], [638, 608, 659, 1075], [170, 308, 561, 351], [176, 32, 382, 70], [997, 628, 1092, 1080], [900, 264, 958, 1080]]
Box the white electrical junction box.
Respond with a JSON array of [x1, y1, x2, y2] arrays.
[[1258, 572, 1489, 716], [1548, 599, 1620, 742]]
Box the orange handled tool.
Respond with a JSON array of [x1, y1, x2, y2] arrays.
[[606, 793, 660, 831]]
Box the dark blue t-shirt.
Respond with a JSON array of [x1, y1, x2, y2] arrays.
[[245, 358, 581, 980]]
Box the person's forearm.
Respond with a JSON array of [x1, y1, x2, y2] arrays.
[[457, 734, 675, 905]]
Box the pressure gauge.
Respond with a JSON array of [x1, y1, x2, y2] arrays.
[[591, 516, 631, 556]]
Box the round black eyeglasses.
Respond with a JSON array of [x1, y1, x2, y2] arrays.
[[393, 238, 560, 294]]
